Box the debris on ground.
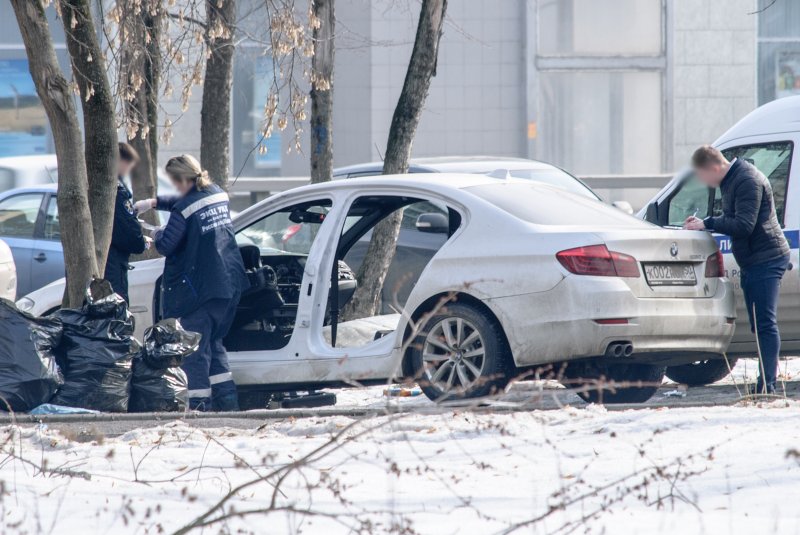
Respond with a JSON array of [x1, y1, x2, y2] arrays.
[[662, 389, 688, 398], [29, 403, 100, 415], [384, 385, 423, 397]]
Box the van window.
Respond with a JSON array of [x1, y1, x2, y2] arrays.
[[666, 141, 793, 227], [667, 172, 710, 226], [721, 142, 792, 225]]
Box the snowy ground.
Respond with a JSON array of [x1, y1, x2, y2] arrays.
[[4, 393, 800, 534]]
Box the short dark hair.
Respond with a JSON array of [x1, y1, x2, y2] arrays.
[[691, 145, 727, 168], [118, 142, 140, 163]]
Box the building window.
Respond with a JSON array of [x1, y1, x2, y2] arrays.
[[0, 7, 70, 158], [232, 48, 282, 177], [529, 0, 669, 175], [757, 0, 800, 104]]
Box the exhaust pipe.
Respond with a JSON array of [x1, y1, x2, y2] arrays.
[[605, 341, 634, 358]]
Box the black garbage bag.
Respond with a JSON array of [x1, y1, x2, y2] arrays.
[[51, 279, 139, 412], [0, 299, 62, 411], [83, 278, 129, 319], [143, 318, 201, 369], [129, 355, 188, 412], [129, 319, 198, 412]]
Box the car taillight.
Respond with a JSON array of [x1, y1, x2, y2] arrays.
[[705, 250, 724, 278], [556, 244, 640, 278]]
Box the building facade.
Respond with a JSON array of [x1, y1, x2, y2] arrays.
[[0, 0, 795, 179]]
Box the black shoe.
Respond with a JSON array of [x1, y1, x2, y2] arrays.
[[745, 382, 776, 396]]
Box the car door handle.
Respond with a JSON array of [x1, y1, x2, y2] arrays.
[[33, 253, 47, 263]]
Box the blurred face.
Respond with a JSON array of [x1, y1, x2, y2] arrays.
[[118, 158, 135, 178], [693, 163, 725, 188], [169, 175, 193, 195]]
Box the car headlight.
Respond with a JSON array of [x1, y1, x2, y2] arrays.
[[16, 296, 35, 312]]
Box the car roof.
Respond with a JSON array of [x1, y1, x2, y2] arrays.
[[0, 154, 58, 171], [715, 95, 800, 145], [0, 184, 58, 197], [263, 172, 529, 201], [333, 156, 561, 176]]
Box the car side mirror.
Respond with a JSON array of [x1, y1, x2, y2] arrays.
[[415, 212, 449, 234], [611, 200, 634, 215]]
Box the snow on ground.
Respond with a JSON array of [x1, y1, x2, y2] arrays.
[[4, 400, 800, 534]]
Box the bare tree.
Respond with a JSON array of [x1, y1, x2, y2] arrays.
[[343, 0, 448, 320], [10, 0, 101, 307], [309, 0, 334, 184], [60, 0, 119, 276], [201, 0, 236, 189]]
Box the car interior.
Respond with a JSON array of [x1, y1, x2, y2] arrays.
[[212, 195, 461, 353]]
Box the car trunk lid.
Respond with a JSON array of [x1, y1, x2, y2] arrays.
[[597, 228, 722, 299]]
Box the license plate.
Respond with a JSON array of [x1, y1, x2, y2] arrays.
[[643, 263, 697, 286]]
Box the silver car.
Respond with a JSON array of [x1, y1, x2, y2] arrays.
[[22, 174, 735, 404]]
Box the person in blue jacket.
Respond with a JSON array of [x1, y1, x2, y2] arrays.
[[135, 154, 248, 411], [105, 142, 149, 303]]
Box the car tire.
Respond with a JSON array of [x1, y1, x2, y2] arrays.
[[561, 361, 665, 404], [409, 302, 512, 401], [665, 357, 737, 386]]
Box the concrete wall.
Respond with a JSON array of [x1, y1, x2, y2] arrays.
[[365, 0, 527, 163], [156, 0, 761, 179], [672, 0, 757, 169]]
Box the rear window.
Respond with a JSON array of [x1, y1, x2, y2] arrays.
[[466, 182, 651, 227], [502, 168, 599, 200]]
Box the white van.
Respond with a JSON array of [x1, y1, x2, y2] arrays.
[[640, 96, 800, 386]]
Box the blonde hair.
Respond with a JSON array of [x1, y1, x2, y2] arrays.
[[165, 154, 212, 190]]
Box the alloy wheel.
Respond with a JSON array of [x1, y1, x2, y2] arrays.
[[422, 316, 486, 393]]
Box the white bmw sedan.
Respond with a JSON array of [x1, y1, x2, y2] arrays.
[[19, 174, 735, 404]]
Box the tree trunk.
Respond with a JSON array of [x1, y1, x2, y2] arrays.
[[201, 0, 236, 189], [342, 0, 448, 320], [310, 0, 335, 184], [11, 0, 98, 307], [125, 3, 162, 216], [60, 0, 118, 276], [125, 1, 163, 260]]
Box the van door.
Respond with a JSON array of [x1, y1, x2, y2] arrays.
[[717, 138, 799, 353]]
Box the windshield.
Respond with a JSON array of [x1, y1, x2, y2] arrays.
[[236, 200, 332, 255], [498, 168, 600, 200]]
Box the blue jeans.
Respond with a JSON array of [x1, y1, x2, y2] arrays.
[[180, 297, 240, 411], [740, 253, 790, 390]]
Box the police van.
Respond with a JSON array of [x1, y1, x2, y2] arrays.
[[640, 96, 800, 386]]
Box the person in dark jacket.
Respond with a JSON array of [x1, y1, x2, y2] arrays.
[[136, 154, 248, 411], [105, 142, 149, 303], [684, 145, 790, 394]]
